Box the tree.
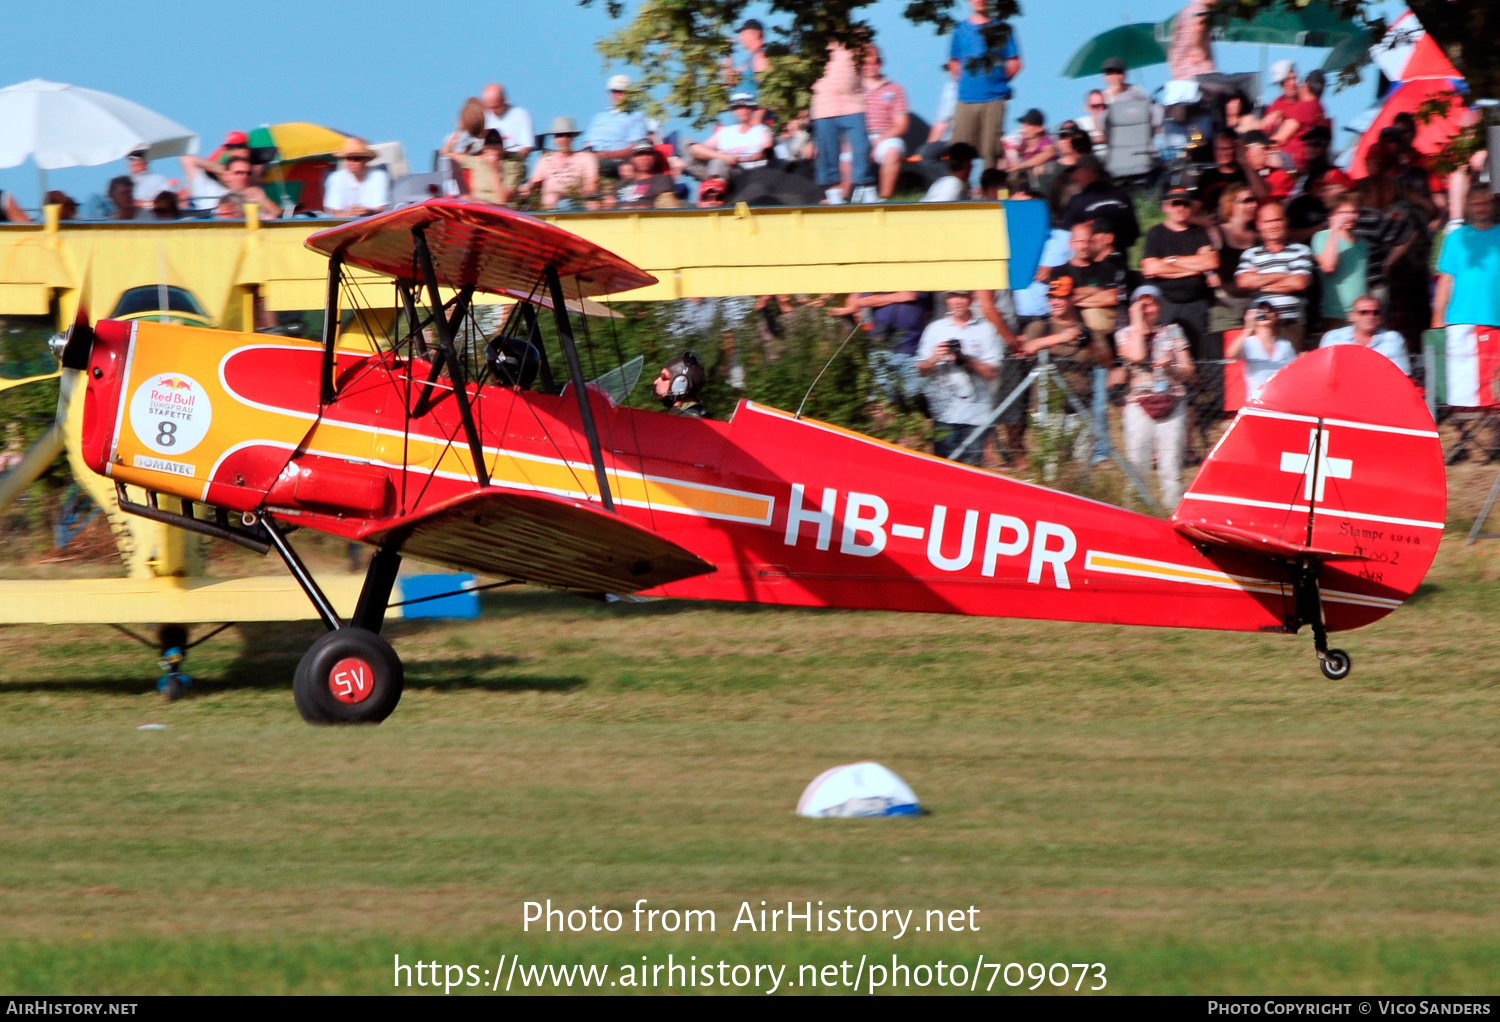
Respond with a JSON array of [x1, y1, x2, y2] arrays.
[[580, 0, 1019, 127], [1221, 0, 1498, 102], [1217, 1, 1494, 170]]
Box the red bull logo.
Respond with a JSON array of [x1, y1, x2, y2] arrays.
[[150, 375, 197, 409]]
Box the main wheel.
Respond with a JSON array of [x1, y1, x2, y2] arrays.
[[292, 627, 403, 724], [1320, 649, 1352, 681]]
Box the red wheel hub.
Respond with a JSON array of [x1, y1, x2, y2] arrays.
[[329, 656, 376, 704]]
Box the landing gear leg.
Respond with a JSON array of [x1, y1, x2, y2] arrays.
[[157, 624, 191, 701], [262, 514, 406, 725], [1292, 561, 1352, 681]]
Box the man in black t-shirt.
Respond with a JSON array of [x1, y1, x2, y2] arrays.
[[1061, 156, 1140, 255], [1141, 188, 1218, 352], [1194, 130, 1249, 213], [1056, 220, 1129, 350]]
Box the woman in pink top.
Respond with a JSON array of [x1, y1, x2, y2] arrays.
[[810, 42, 872, 204], [520, 117, 600, 210]]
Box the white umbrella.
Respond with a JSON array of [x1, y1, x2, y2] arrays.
[[0, 79, 199, 204]]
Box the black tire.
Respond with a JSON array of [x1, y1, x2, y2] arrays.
[[292, 627, 403, 725], [1320, 649, 1352, 681], [163, 675, 186, 702]]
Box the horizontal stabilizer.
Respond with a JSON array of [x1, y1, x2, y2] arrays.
[[360, 488, 716, 594], [1174, 521, 1359, 561]]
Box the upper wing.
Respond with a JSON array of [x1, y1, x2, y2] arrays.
[[303, 198, 657, 302], [358, 488, 715, 594]]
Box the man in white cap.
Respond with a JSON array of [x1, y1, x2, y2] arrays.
[[584, 74, 649, 173], [1260, 60, 1325, 170], [687, 92, 772, 187]]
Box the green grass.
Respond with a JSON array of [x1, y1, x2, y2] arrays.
[[2, 537, 1500, 994]]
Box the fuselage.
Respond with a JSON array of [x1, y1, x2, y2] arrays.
[[80, 319, 1402, 634]]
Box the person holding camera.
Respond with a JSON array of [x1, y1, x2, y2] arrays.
[[916, 290, 1003, 465], [1226, 298, 1297, 399]]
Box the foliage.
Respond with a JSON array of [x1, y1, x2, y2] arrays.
[[579, 0, 1020, 128], [584, 0, 1498, 128], [520, 296, 921, 442], [0, 321, 68, 554]]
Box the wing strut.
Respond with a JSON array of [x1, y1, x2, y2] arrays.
[[517, 302, 559, 394], [319, 255, 342, 404], [545, 265, 615, 513], [412, 226, 489, 487]]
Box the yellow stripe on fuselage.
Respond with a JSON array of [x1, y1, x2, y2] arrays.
[[1085, 551, 1285, 596]]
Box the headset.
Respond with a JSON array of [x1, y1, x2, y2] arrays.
[[486, 336, 541, 390], [662, 350, 705, 405]]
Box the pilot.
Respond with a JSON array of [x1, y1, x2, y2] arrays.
[[654, 351, 710, 418]]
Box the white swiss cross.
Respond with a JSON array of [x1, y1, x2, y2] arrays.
[[1280, 428, 1352, 502]]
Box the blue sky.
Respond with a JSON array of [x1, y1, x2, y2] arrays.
[[0, 0, 1398, 208]]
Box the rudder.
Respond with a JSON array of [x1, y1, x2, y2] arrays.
[[1172, 345, 1446, 630]]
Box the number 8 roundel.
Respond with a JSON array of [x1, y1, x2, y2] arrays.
[[128, 373, 214, 456]]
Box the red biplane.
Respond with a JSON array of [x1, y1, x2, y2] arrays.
[[57, 199, 1446, 723]]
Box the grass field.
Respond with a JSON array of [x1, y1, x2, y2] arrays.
[[2, 520, 1499, 994]]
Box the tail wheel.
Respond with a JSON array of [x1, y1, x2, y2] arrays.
[[293, 627, 403, 724], [1320, 649, 1352, 681]]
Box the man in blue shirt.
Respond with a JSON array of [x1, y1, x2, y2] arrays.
[[584, 74, 649, 175], [950, 0, 1022, 171], [1434, 183, 1500, 407], [726, 19, 770, 110]]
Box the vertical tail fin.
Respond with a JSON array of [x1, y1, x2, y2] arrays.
[[1173, 345, 1446, 629]]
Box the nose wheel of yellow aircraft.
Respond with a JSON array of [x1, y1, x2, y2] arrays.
[[157, 624, 191, 701]]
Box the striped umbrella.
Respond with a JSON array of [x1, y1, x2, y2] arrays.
[[246, 122, 348, 162]]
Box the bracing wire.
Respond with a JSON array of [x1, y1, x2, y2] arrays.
[[604, 296, 656, 526], [795, 322, 862, 420]]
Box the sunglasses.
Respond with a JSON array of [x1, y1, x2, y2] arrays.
[[1104, 69, 1124, 76], [1166, 199, 1191, 208], [1353, 309, 1380, 316], [1089, 103, 1106, 110], [346, 155, 373, 162]]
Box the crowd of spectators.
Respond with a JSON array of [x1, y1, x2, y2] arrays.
[[7, 2, 1497, 510]]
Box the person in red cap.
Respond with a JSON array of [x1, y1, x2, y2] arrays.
[[180, 130, 254, 212]]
